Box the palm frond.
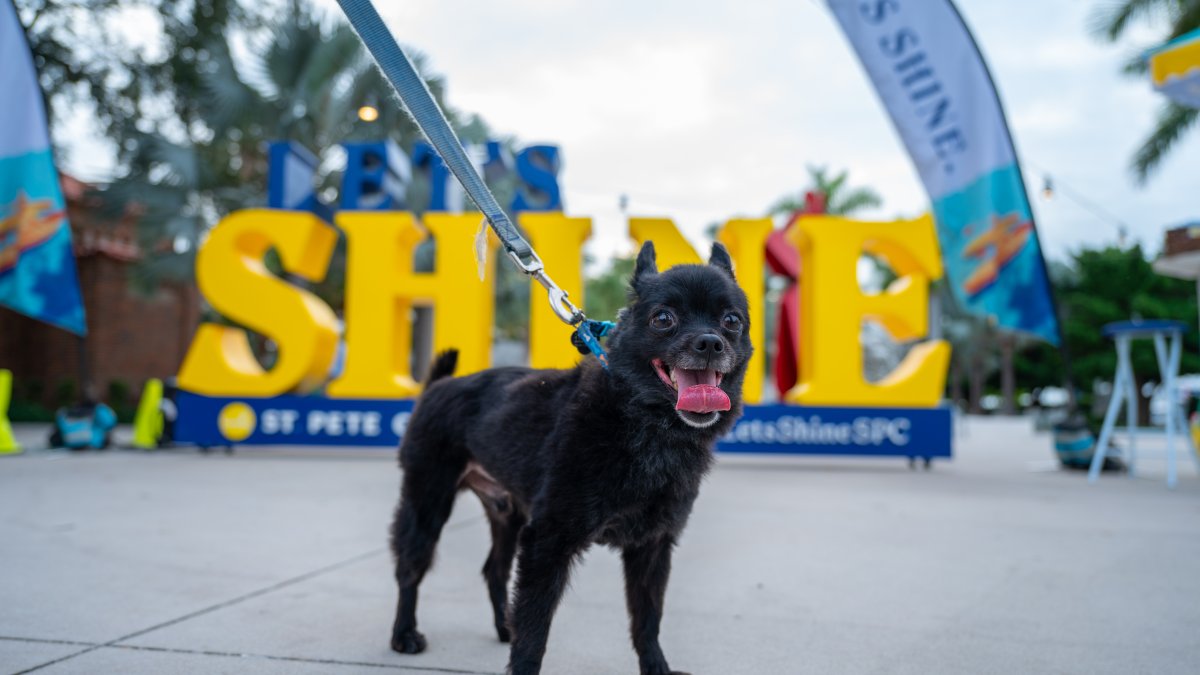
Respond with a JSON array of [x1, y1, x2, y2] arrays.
[[300, 24, 362, 101], [825, 170, 849, 198], [1088, 0, 1172, 42], [1132, 102, 1199, 183], [261, 9, 318, 104], [805, 164, 830, 191], [766, 195, 804, 218], [144, 135, 201, 189], [1120, 48, 1153, 75], [1168, 0, 1200, 38], [832, 189, 883, 216], [200, 38, 264, 136]]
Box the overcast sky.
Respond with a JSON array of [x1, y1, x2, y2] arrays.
[[60, 0, 1200, 265]]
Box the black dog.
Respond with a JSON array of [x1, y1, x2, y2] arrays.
[[389, 241, 752, 675]]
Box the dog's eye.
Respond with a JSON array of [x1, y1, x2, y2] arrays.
[[650, 310, 676, 330], [721, 314, 742, 332]]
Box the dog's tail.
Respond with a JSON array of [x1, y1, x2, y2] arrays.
[[425, 350, 459, 386]]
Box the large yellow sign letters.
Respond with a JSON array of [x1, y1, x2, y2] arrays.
[[328, 212, 497, 398], [180, 209, 948, 409], [178, 210, 339, 396], [786, 214, 950, 407]]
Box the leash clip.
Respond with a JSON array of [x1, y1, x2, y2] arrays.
[[505, 245, 584, 326], [534, 270, 585, 326]]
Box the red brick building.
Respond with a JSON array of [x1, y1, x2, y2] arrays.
[[0, 175, 199, 410]]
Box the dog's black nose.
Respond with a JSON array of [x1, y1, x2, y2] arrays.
[[693, 334, 724, 354]]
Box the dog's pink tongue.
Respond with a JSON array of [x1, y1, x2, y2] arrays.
[[674, 369, 731, 413]]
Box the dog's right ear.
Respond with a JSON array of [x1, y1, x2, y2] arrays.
[[631, 241, 657, 292]]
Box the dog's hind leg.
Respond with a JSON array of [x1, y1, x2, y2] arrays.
[[481, 506, 525, 643], [462, 462, 525, 643], [389, 455, 462, 654]]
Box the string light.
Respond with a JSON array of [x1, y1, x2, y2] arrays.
[[1028, 161, 1132, 247]]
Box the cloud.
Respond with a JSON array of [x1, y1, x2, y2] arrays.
[[58, 0, 1200, 265]]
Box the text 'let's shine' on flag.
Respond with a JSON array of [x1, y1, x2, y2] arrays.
[[827, 0, 1059, 345], [0, 0, 86, 335]]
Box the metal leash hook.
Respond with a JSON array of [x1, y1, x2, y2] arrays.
[[509, 243, 612, 365], [535, 270, 585, 326], [503, 246, 584, 326]]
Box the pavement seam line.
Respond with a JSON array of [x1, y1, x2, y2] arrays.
[[12, 545, 393, 674], [11, 646, 99, 675], [0, 635, 103, 674], [134, 509, 470, 633], [121, 547, 391, 643], [10, 515, 487, 675], [10, 511, 486, 675], [0, 637, 97, 648], [107, 643, 501, 674]]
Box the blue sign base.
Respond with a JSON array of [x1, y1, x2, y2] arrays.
[[174, 392, 952, 460]]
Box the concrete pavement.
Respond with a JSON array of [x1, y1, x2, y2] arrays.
[[2, 417, 1199, 674]]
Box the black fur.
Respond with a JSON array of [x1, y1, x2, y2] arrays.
[[389, 242, 753, 675]]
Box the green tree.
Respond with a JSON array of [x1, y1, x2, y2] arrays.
[[20, 0, 267, 161], [767, 165, 882, 218], [20, 0, 135, 140], [24, 0, 265, 289], [584, 256, 635, 324], [1092, 0, 1200, 182], [91, 0, 491, 303], [1016, 244, 1200, 419], [25, 0, 497, 297]]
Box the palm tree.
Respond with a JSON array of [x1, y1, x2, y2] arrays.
[[101, 0, 483, 298], [200, 3, 459, 170], [200, 0, 488, 206], [1092, 0, 1200, 183], [98, 132, 259, 291], [767, 165, 882, 218]]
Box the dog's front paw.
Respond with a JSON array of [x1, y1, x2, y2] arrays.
[[390, 628, 427, 654], [495, 622, 511, 643]]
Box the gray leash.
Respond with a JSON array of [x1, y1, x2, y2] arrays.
[[336, 0, 585, 326]]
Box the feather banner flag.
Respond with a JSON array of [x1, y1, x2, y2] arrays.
[[0, 0, 86, 335], [827, 0, 1060, 345]]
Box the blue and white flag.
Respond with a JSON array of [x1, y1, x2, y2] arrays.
[[0, 0, 86, 335], [827, 0, 1059, 344]]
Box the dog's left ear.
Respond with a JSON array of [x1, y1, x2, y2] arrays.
[[709, 242, 735, 280]]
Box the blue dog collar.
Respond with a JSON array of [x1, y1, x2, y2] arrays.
[[574, 320, 616, 368]]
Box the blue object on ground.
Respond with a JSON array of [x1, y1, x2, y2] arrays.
[[55, 403, 117, 450]]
